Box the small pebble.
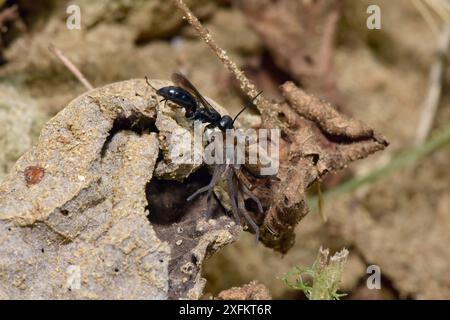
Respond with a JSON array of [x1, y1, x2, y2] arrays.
[[24, 166, 45, 186]]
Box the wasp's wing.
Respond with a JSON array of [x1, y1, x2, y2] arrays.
[[171, 73, 220, 117]]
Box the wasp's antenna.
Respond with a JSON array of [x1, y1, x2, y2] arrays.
[[232, 91, 263, 124], [145, 76, 159, 91]]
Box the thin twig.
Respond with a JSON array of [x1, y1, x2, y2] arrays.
[[424, 0, 450, 24], [48, 44, 94, 90], [415, 24, 450, 145], [412, 0, 440, 35], [171, 0, 255, 97], [171, 0, 281, 128]]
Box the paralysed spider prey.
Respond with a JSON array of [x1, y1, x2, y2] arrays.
[[145, 73, 265, 241]]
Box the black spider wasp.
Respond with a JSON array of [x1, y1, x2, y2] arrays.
[[146, 73, 265, 242]]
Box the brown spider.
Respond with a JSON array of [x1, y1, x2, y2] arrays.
[[187, 163, 264, 242], [147, 73, 266, 241]]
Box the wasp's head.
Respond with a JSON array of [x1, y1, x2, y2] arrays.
[[218, 115, 234, 131]]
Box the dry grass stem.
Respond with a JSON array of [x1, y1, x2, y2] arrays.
[[415, 24, 450, 145], [171, 0, 281, 128], [48, 44, 94, 91]]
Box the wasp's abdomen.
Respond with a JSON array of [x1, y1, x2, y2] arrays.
[[157, 86, 198, 112]]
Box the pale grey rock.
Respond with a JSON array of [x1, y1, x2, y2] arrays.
[[0, 79, 239, 299]]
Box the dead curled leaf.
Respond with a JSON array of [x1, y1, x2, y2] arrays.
[[250, 82, 388, 253]]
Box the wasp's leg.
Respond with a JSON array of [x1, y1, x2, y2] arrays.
[[185, 108, 194, 118], [156, 98, 167, 105], [237, 187, 260, 243], [187, 164, 227, 202]]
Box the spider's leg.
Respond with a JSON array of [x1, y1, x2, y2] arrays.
[[241, 183, 264, 214], [186, 184, 212, 202], [205, 192, 214, 218], [204, 169, 222, 218], [226, 166, 241, 225], [186, 164, 226, 202], [237, 187, 260, 243]]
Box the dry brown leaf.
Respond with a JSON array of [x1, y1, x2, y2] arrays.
[[251, 82, 388, 253]]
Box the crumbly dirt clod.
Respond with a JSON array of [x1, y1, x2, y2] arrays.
[[216, 280, 271, 300]]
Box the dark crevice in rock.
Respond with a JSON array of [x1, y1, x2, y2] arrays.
[[320, 129, 378, 145], [146, 166, 233, 299], [146, 167, 213, 225], [101, 113, 158, 157]]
